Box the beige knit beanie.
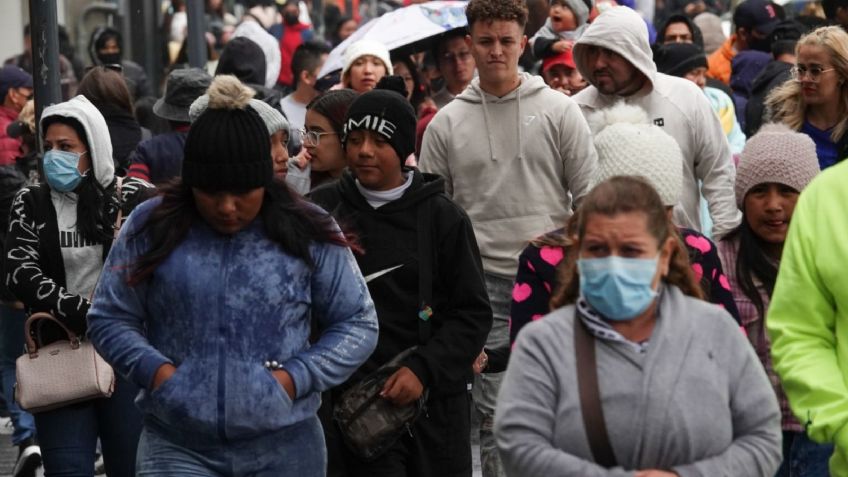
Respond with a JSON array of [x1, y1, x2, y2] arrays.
[[590, 103, 684, 207], [735, 123, 820, 207]]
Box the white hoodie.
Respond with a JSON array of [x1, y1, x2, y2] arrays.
[[420, 73, 598, 278], [572, 6, 742, 238], [41, 95, 115, 299]]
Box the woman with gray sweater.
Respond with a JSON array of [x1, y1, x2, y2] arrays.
[[495, 177, 781, 477]]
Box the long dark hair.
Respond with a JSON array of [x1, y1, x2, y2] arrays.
[[724, 220, 778, 320], [127, 178, 348, 285], [306, 89, 357, 188], [41, 115, 116, 244]]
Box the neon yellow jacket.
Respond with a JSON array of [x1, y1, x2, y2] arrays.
[[768, 160, 848, 476]]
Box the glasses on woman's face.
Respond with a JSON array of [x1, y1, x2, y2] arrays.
[[299, 128, 338, 147], [791, 64, 836, 82]]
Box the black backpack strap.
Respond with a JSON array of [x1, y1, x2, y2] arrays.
[[574, 308, 618, 468], [417, 199, 433, 345]]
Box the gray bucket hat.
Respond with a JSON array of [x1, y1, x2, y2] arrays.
[[153, 68, 212, 123]]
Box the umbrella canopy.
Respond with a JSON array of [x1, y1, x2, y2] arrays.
[[319, 1, 469, 78]]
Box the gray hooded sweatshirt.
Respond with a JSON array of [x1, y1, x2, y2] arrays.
[[42, 96, 117, 300], [419, 73, 598, 279], [572, 7, 742, 239], [495, 285, 782, 477]]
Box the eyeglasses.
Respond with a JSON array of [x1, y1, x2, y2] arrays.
[[299, 128, 338, 147], [440, 51, 472, 64], [791, 65, 836, 82]]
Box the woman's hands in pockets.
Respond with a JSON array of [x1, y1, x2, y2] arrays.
[[151, 363, 178, 391], [272, 369, 297, 400]]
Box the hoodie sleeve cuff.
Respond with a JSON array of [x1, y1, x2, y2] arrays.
[[282, 357, 313, 400], [136, 354, 172, 391], [402, 354, 432, 389]]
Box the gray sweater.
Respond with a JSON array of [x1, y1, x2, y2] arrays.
[[495, 286, 781, 477]]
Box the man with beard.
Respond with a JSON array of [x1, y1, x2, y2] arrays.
[[707, 0, 782, 84], [572, 6, 741, 238], [275, 0, 315, 89]]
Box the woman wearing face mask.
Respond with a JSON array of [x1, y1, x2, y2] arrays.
[[717, 124, 829, 476], [4, 95, 153, 476], [495, 176, 782, 477], [341, 40, 392, 94], [766, 26, 848, 170], [86, 75, 378, 474], [189, 75, 291, 181]]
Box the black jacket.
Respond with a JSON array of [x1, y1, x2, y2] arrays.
[[745, 60, 792, 137], [101, 105, 144, 175], [3, 179, 153, 341], [309, 169, 492, 396]]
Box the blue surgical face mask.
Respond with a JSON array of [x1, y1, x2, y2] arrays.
[[43, 150, 86, 192], [577, 254, 660, 321]]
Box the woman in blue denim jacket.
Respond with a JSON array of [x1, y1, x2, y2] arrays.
[[87, 76, 379, 476]]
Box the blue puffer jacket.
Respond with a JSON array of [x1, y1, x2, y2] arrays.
[[88, 197, 379, 441]]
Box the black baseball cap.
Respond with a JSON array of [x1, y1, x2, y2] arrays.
[[734, 0, 781, 36]]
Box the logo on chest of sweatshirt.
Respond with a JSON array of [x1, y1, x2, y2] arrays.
[[59, 230, 99, 248], [653, 118, 664, 127], [524, 115, 537, 126]]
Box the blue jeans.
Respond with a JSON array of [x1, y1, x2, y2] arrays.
[[0, 304, 35, 445], [472, 273, 510, 477], [136, 415, 326, 476], [34, 376, 142, 477], [776, 430, 834, 477]]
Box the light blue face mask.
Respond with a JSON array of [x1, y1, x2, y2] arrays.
[[43, 150, 86, 192], [577, 254, 660, 321]]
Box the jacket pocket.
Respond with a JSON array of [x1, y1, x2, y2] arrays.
[[143, 359, 220, 436], [223, 360, 294, 440], [471, 214, 558, 275]]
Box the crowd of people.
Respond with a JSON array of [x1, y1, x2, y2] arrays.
[[0, 0, 846, 475]]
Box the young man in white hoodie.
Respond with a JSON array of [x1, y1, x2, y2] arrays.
[[418, 1, 598, 476], [572, 6, 742, 239]]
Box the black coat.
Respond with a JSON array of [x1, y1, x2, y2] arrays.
[[309, 169, 492, 396], [745, 60, 792, 137]]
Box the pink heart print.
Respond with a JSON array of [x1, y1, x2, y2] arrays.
[[531, 314, 544, 321], [691, 263, 704, 282], [685, 235, 712, 254], [539, 246, 564, 266], [513, 283, 533, 302]]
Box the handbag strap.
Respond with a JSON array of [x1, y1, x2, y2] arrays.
[[574, 309, 618, 468], [24, 312, 81, 357], [416, 198, 433, 345], [113, 176, 123, 240]]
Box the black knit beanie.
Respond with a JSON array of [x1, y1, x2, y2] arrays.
[[182, 81, 272, 190], [342, 76, 416, 162], [653, 43, 708, 78]]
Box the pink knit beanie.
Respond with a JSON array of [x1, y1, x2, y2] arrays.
[[735, 123, 821, 207]]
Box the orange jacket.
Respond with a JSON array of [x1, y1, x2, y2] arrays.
[[707, 35, 737, 85]]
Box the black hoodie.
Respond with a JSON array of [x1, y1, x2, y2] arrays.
[[744, 60, 792, 137], [309, 169, 492, 396], [88, 26, 154, 101]]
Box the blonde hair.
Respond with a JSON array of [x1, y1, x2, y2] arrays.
[[765, 26, 848, 143]]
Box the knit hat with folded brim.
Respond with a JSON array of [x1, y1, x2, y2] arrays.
[[590, 103, 684, 207], [183, 75, 272, 190], [735, 123, 820, 206], [653, 43, 708, 78]]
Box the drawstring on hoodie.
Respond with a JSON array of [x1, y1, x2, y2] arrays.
[[477, 83, 525, 162]]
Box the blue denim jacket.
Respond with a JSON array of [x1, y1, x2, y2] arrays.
[[88, 198, 378, 441]]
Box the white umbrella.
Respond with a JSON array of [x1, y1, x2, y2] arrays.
[[318, 1, 469, 78]]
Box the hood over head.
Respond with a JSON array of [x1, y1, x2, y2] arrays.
[[216, 36, 267, 86], [574, 7, 657, 89], [41, 95, 115, 188], [88, 26, 123, 66], [555, 0, 591, 29], [730, 49, 771, 95], [656, 14, 705, 48]]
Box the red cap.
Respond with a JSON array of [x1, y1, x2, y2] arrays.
[[542, 50, 576, 73]]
